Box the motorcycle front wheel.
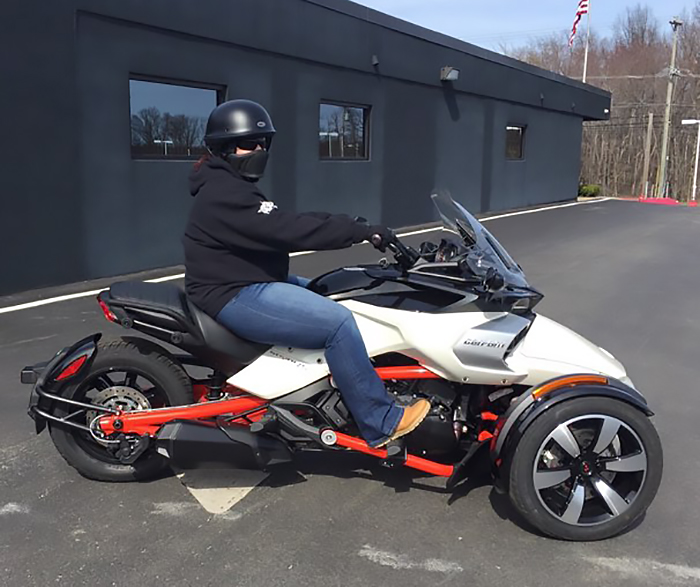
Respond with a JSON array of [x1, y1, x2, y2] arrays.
[[508, 396, 663, 541]]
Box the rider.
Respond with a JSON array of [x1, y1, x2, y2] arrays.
[[183, 99, 430, 448]]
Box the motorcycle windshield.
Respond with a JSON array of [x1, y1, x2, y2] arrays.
[[431, 191, 531, 289]]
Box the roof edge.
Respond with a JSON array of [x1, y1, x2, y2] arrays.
[[304, 0, 610, 100]]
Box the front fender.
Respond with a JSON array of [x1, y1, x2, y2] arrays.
[[490, 374, 652, 492], [507, 315, 629, 385], [25, 334, 102, 432]]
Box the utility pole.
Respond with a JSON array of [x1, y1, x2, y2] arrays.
[[642, 112, 654, 198], [656, 17, 683, 198]]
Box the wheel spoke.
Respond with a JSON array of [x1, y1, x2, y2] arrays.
[[551, 423, 581, 458], [604, 451, 647, 473], [535, 468, 572, 490], [592, 417, 621, 455], [560, 481, 586, 524], [125, 372, 139, 389], [592, 476, 630, 516], [95, 374, 114, 390]]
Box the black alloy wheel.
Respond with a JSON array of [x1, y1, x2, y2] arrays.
[[48, 338, 192, 482], [508, 397, 662, 541]]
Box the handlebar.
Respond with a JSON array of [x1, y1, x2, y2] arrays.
[[370, 233, 420, 270]]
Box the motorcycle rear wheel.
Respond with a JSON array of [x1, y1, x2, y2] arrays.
[[49, 337, 193, 482]]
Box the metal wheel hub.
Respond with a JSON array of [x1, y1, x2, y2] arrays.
[[86, 386, 151, 423], [532, 414, 648, 527]]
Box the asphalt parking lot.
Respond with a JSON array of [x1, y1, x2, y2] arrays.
[[2, 198, 700, 587]]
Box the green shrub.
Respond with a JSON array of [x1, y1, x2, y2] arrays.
[[579, 184, 602, 198]]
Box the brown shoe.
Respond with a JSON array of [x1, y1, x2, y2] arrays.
[[375, 399, 431, 448]]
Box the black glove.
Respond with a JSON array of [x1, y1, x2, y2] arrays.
[[367, 225, 395, 253]]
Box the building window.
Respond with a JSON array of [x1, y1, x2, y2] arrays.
[[129, 78, 221, 159], [505, 125, 526, 160], [319, 103, 369, 160]]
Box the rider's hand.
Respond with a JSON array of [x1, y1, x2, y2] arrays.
[[367, 225, 395, 253]]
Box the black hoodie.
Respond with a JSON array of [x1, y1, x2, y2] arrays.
[[183, 156, 370, 318]]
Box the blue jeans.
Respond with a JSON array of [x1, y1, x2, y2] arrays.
[[216, 276, 403, 447]]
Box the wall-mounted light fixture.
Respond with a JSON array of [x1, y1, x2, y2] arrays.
[[440, 66, 460, 82]]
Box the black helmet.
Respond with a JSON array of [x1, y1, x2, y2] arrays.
[[204, 99, 276, 181]]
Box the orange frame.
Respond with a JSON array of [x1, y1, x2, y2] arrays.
[[97, 364, 455, 478]]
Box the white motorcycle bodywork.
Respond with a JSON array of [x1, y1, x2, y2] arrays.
[[229, 300, 628, 400]]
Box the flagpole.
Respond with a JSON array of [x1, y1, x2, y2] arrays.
[[582, 0, 591, 83]]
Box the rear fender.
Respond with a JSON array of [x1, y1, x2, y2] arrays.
[[25, 334, 101, 432], [490, 374, 652, 492]]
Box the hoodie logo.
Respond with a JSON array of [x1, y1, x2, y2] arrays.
[[258, 201, 278, 215]]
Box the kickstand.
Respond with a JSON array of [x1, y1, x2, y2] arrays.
[[446, 443, 483, 491]]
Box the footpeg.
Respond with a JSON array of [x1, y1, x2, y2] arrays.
[[381, 439, 407, 468], [268, 406, 323, 444]]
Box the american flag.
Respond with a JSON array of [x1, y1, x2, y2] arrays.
[[570, 0, 590, 46]]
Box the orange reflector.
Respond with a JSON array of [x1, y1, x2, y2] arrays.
[[55, 355, 88, 381], [478, 431, 494, 442], [481, 411, 499, 422], [532, 374, 608, 399]]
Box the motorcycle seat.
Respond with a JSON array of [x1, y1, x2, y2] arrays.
[[106, 281, 269, 366]]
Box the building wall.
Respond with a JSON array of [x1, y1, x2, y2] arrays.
[[0, 0, 609, 296]]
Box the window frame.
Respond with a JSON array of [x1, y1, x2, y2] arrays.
[[318, 101, 371, 162], [505, 124, 527, 161], [128, 75, 226, 161]]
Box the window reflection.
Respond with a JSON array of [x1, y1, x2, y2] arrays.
[[129, 79, 220, 159], [319, 103, 369, 160]]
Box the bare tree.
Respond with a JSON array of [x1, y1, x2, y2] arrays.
[[132, 107, 163, 145], [614, 4, 660, 48], [504, 2, 700, 200]]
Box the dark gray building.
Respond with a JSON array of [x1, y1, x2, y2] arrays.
[[0, 0, 610, 296]]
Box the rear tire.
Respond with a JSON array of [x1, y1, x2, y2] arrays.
[[508, 397, 662, 541], [49, 337, 193, 482]]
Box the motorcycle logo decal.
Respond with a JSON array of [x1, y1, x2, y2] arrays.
[[258, 201, 278, 215], [463, 339, 506, 349], [268, 349, 308, 369]]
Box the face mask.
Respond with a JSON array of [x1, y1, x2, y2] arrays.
[[224, 150, 270, 182]]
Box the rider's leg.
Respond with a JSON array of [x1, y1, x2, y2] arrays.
[[216, 282, 403, 446]]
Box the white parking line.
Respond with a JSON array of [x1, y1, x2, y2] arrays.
[[585, 556, 700, 585], [0, 198, 609, 315]]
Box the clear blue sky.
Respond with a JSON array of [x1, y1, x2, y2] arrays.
[[352, 0, 692, 51]]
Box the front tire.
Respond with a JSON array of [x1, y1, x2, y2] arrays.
[[49, 338, 193, 482], [508, 397, 662, 541]]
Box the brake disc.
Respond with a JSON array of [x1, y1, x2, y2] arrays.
[[86, 386, 152, 424]]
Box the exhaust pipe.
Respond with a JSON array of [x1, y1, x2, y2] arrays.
[[155, 420, 293, 471]]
